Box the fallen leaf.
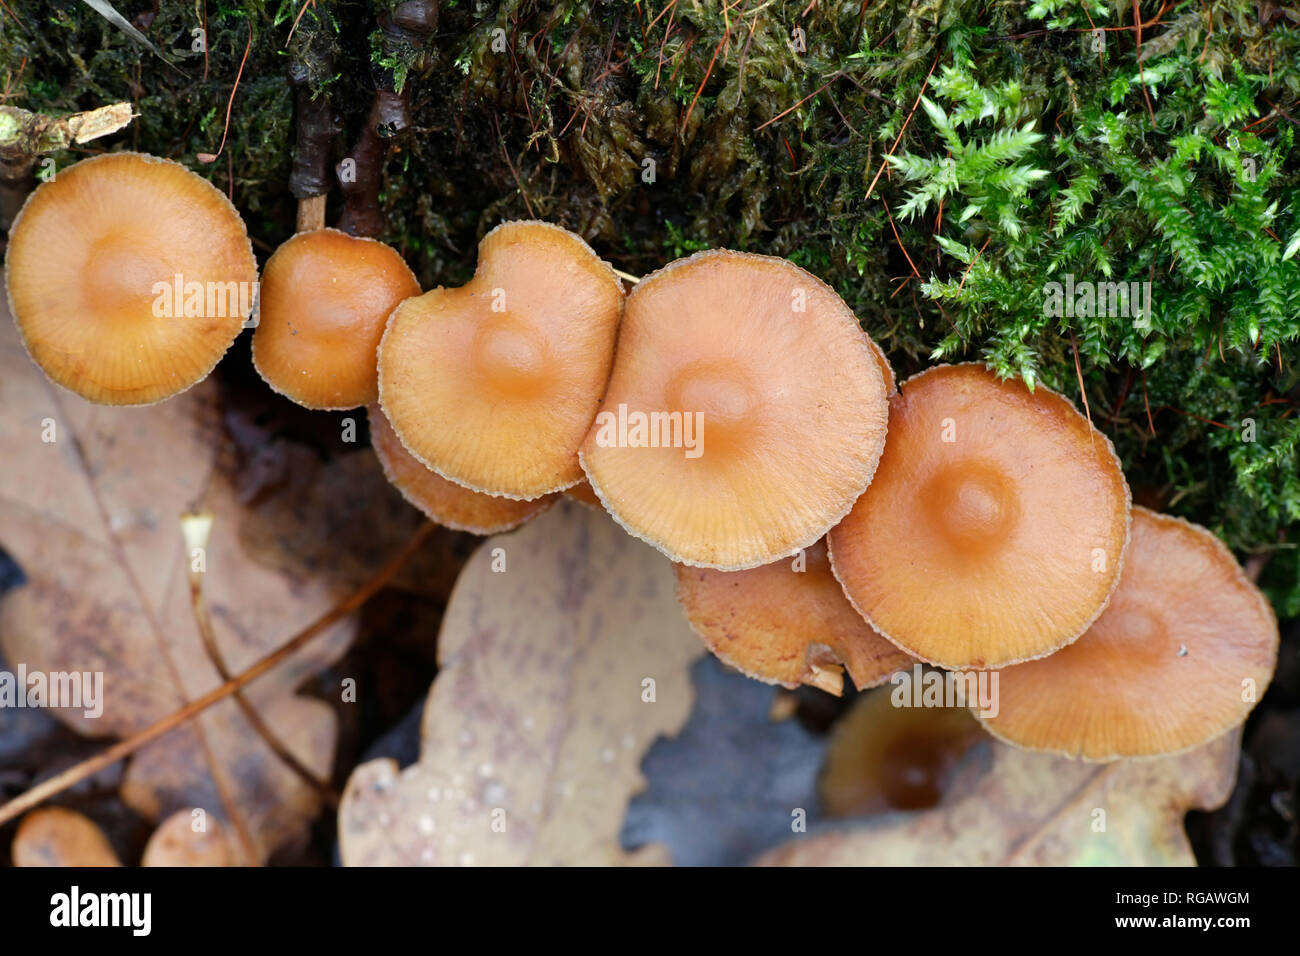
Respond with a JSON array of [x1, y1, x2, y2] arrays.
[[755, 731, 1241, 866], [338, 501, 704, 866], [0, 312, 354, 864], [12, 806, 122, 866], [620, 656, 829, 866]]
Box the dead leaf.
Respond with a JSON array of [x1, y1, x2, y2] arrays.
[[338, 501, 704, 866], [0, 312, 354, 864], [621, 656, 828, 866], [12, 807, 122, 866], [755, 731, 1241, 866]]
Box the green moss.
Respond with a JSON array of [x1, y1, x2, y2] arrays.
[[3, 0, 1300, 610]]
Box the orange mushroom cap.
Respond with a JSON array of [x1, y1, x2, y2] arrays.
[[378, 220, 623, 499], [5, 152, 257, 405], [369, 405, 556, 534], [829, 363, 1131, 670], [581, 250, 890, 570], [253, 229, 420, 409], [675, 539, 913, 696], [980, 507, 1279, 760], [819, 683, 981, 816]]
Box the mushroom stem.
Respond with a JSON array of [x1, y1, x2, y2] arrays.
[[286, 14, 341, 234], [296, 193, 327, 233]]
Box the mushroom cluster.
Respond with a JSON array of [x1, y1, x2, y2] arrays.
[[5, 153, 1278, 764]]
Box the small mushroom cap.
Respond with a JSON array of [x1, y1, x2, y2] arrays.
[[378, 220, 623, 499], [253, 229, 419, 409], [12, 807, 122, 867], [980, 507, 1279, 760], [819, 684, 981, 816], [581, 250, 890, 570], [369, 405, 556, 534], [5, 152, 257, 405], [829, 363, 1131, 670], [675, 539, 913, 696]]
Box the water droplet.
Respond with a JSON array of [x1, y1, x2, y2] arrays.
[[418, 815, 435, 835]]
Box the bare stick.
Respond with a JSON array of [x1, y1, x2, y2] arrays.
[[0, 521, 435, 829], [182, 512, 339, 808]]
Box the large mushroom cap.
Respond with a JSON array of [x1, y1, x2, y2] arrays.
[[368, 405, 555, 535], [377, 220, 623, 499], [981, 507, 1279, 760], [253, 229, 419, 410], [830, 363, 1131, 670], [675, 539, 912, 696], [580, 250, 890, 570], [5, 152, 257, 405]]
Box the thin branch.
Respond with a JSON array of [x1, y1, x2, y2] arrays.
[[182, 512, 339, 808], [0, 521, 435, 830]]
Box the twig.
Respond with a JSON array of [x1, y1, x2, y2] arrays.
[[1141, 368, 1156, 436], [865, 55, 939, 200], [683, 28, 729, 135], [0, 522, 435, 830], [882, 197, 920, 278], [755, 78, 834, 133], [957, 235, 992, 292], [494, 112, 535, 217], [198, 20, 253, 164], [1069, 331, 1095, 443], [182, 512, 339, 808]]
